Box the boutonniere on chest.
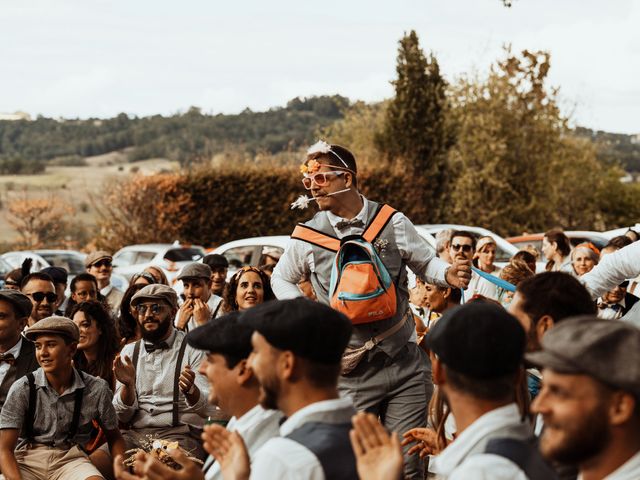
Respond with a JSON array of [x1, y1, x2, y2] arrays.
[[374, 238, 389, 256]]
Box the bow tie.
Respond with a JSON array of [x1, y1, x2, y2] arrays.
[[599, 302, 622, 311], [0, 353, 16, 365], [144, 341, 170, 353], [335, 218, 365, 231]]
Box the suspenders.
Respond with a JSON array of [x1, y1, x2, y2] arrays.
[[131, 335, 189, 427], [25, 370, 85, 446]]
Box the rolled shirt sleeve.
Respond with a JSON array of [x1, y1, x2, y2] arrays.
[[0, 378, 28, 431], [271, 240, 309, 299], [581, 242, 640, 299]]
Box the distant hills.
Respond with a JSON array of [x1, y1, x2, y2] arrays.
[[0, 95, 639, 174]]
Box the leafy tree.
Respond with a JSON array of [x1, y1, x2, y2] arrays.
[[7, 194, 75, 248], [376, 30, 453, 221]]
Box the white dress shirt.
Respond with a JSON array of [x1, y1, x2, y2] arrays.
[[249, 397, 355, 480], [430, 403, 528, 480], [582, 242, 640, 299], [272, 197, 450, 299], [0, 337, 22, 386], [113, 328, 211, 428], [583, 450, 640, 480], [204, 405, 282, 480]]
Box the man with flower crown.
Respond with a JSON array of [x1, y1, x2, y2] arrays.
[[272, 140, 471, 479]]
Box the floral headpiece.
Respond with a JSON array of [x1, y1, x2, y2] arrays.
[[300, 139, 350, 173]]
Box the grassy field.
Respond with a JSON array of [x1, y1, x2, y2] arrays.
[[0, 153, 180, 244]]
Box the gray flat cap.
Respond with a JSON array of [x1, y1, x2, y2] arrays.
[[0, 289, 33, 318], [85, 251, 112, 268], [526, 316, 640, 397], [177, 262, 212, 281], [131, 284, 178, 309], [25, 316, 80, 342]]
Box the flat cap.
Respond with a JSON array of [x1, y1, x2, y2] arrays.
[[0, 289, 33, 318], [238, 298, 352, 364], [85, 251, 112, 268], [177, 262, 212, 281], [203, 254, 229, 269], [131, 284, 178, 309], [526, 316, 640, 397], [426, 302, 526, 378], [25, 315, 79, 342], [187, 311, 252, 361], [41, 266, 68, 285]]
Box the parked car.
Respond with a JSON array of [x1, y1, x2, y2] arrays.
[[113, 242, 205, 284], [32, 249, 87, 276], [1, 251, 50, 272], [211, 236, 291, 279], [507, 231, 610, 262], [415, 224, 519, 269], [0, 256, 14, 287]]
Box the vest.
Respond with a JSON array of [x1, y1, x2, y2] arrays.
[[304, 199, 412, 357], [464, 419, 558, 480], [0, 339, 38, 410]]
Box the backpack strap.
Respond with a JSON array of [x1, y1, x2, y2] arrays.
[[291, 224, 341, 252], [485, 437, 559, 480], [172, 336, 189, 427], [362, 204, 397, 243], [25, 372, 37, 444], [67, 370, 85, 442]]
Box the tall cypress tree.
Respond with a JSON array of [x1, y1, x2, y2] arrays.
[[377, 30, 452, 222]]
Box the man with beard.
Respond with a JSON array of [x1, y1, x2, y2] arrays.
[[528, 318, 640, 479], [175, 263, 223, 332], [20, 272, 57, 328], [272, 141, 471, 479], [111, 312, 282, 480], [85, 251, 124, 313], [201, 298, 357, 480], [113, 284, 211, 460], [508, 272, 596, 399]]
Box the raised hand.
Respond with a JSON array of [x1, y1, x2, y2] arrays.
[[446, 258, 472, 289], [349, 412, 403, 480], [179, 365, 197, 395], [202, 424, 250, 480], [401, 427, 439, 458], [176, 298, 194, 330], [113, 354, 136, 387], [192, 298, 211, 326]]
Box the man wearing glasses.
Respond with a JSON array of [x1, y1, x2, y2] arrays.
[[20, 272, 57, 328], [272, 140, 471, 479], [450, 230, 499, 301], [85, 251, 124, 313], [113, 284, 211, 460]]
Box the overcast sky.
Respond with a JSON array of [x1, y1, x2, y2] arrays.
[[1, 0, 638, 133]]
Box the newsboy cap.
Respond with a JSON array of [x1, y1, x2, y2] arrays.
[[0, 289, 33, 318], [177, 262, 212, 281], [187, 311, 253, 362], [239, 298, 352, 365], [131, 284, 178, 309], [85, 251, 112, 268], [41, 266, 68, 285], [25, 316, 79, 342], [526, 316, 640, 398], [425, 302, 526, 378], [203, 254, 229, 269]]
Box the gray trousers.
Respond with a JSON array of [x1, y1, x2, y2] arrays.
[[339, 342, 434, 480]]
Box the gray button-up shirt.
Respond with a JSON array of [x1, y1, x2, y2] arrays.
[[113, 328, 211, 428], [0, 367, 117, 449]]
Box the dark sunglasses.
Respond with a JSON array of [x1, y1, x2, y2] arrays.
[[92, 260, 112, 268], [451, 244, 473, 253], [135, 303, 165, 315], [27, 292, 58, 303]]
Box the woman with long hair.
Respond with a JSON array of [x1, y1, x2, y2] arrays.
[[222, 266, 275, 313], [71, 300, 120, 390]]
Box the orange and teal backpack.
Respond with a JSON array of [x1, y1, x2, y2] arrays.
[[291, 205, 398, 324]]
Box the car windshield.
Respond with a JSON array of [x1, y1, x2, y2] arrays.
[[164, 248, 204, 262], [38, 253, 85, 275]]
